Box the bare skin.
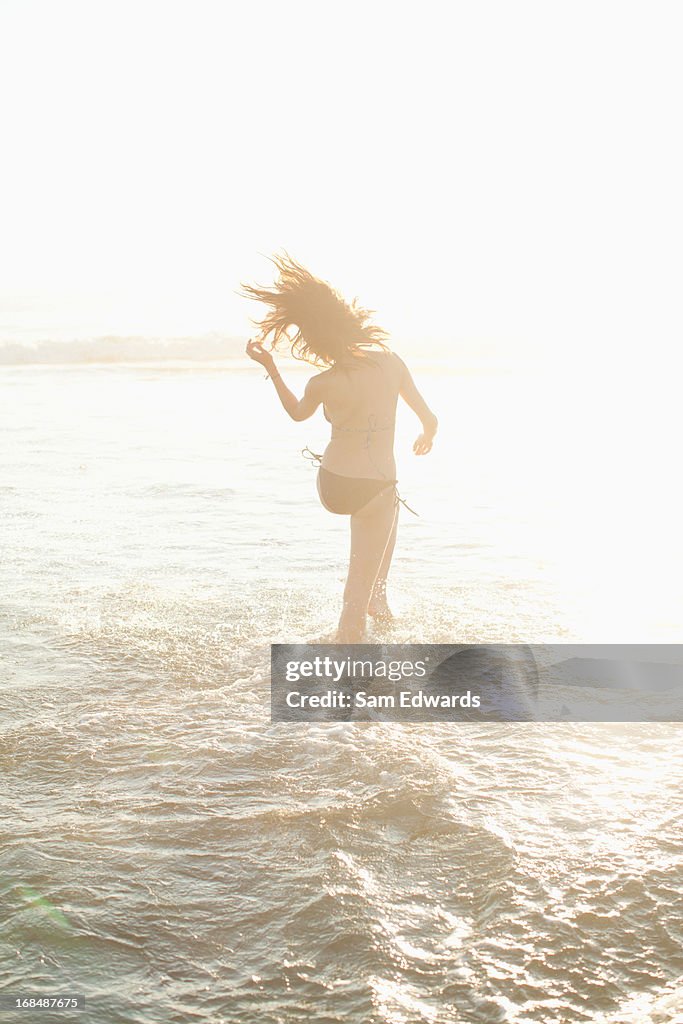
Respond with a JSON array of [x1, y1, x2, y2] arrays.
[[246, 339, 437, 641], [368, 502, 398, 621]]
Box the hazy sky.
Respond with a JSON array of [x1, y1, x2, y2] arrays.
[[1, 0, 681, 365]]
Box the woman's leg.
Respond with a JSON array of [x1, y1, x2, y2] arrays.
[[337, 488, 397, 643], [368, 501, 398, 619]]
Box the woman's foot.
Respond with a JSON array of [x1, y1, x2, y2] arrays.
[[336, 632, 368, 643], [367, 601, 394, 623], [336, 613, 368, 644], [368, 583, 394, 622]]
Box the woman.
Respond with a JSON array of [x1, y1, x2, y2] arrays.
[[243, 255, 438, 643]]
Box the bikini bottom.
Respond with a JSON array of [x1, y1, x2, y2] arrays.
[[317, 467, 396, 516]]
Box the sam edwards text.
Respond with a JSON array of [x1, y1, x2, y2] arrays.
[[285, 690, 481, 709]]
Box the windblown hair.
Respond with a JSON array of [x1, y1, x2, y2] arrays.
[[241, 253, 388, 368]]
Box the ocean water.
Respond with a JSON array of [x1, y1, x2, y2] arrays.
[[1, 360, 682, 1023]]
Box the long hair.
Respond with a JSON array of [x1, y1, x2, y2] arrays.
[[241, 253, 388, 368]]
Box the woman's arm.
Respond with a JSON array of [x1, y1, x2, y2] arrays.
[[396, 356, 438, 455], [246, 339, 322, 422]]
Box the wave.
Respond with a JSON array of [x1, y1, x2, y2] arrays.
[[0, 334, 248, 366]]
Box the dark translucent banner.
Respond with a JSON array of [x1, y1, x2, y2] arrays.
[[271, 645, 683, 722]]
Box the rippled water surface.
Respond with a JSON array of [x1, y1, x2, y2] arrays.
[[1, 363, 682, 1023]]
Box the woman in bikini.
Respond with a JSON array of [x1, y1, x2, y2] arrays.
[[243, 255, 438, 643]]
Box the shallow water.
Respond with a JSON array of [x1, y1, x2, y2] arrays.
[[1, 363, 682, 1022]]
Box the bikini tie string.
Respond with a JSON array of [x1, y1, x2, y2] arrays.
[[301, 446, 323, 467], [395, 488, 420, 517]]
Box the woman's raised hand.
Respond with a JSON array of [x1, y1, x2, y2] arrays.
[[245, 337, 274, 368]]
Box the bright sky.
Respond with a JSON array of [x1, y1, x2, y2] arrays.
[[1, 0, 681, 366]]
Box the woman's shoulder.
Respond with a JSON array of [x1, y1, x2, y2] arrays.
[[374, 347, 404, 365], [310, 366, 337, 387], [306, 366, 340, 401], [378, 348, 406, 378], [361, 347, 403, 367]]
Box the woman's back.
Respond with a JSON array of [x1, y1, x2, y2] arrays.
[[320, 350, 403, 480]]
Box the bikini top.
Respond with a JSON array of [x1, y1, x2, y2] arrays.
[[324, 408, 393, 449]]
